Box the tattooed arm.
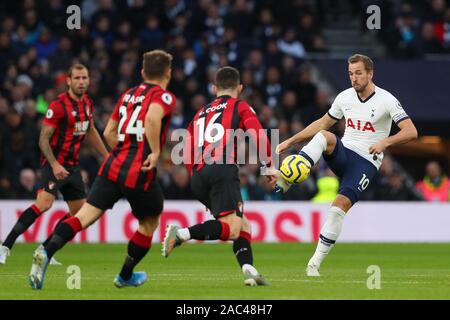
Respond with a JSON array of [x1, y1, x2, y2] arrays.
[[39, 124, 69, 180]]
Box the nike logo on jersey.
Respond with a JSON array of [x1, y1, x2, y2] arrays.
[[347, 118, 376, 132]]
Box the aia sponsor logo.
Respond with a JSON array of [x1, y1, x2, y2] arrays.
[[346, 118, 375, 132]]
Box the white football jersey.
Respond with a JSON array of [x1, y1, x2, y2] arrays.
[[328, 85, 409, 169]]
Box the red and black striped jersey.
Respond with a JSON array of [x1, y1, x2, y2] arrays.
[[184, 95, 272, 174], [41, 92, 93, 167], [98, 82, 176, 190]]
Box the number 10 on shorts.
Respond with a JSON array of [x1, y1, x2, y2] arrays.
[[358, 174, 370, 191]]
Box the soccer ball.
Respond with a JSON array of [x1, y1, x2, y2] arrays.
[[279, 155, 311, 184]]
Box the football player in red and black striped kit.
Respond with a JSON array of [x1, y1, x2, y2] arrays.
[[29, 50, 176, 289], [162, 66, 276, 286], [0, 64, 108, 265]]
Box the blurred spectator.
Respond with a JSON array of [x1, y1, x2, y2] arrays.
[[34, 27, 58, 60], [312, 168, 339, 203], [170, 99, 189, 130], [140, 16, 166, 51], [1, 110, 38, 187], [434, 7, 450, 52], [290, 67, 317, 109], [277, 28, 306, 59], [263, 66, 283, 108], [375, 169, 423, 201], [416, 161, 450, 202], [0, 176, 14, 199], [239, 167, 264, 201], [16, 168, 37, 199], [163, 167, 195, 200]]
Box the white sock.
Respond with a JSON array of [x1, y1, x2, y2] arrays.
[[301, 132, 328, 166], [309, 206, 345, 268], [242, 264, 259, 276], [176, 228, 191, 241]]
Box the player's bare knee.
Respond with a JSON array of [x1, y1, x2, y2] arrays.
[[319, 130, 336, 155], [332, 195, 353, 213], [241, 216, 252, 234], [35, 195, 54, 212], [228, 221, 242, 240], [139, 216, 159, 235], [67, 200, 85, 216]]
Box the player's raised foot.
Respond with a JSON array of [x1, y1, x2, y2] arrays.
[[274, 174, 292, 193], [306, 263, 321, 277], [29, 249, 50, 289], [162, 224, 183, 258], [114, 272, 148, 288], [0, 245, 10, 265], [35, 245, 62, 266]]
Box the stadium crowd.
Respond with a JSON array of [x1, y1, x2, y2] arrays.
[[0, 0, 449, 202]]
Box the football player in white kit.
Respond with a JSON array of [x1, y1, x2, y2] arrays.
[[276, 54, 418, 276]]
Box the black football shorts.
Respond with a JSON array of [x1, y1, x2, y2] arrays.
[[190, 164, 243, 219], [87, 175, 164, 219], [38, 163, 86, 201]]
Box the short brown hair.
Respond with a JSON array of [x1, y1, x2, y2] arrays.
[[348, 54, 374, 71], [214, 66, 240, 90], [68, 64, 88, 77], [143, 50, 173, 79]]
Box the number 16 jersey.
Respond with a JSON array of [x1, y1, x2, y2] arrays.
[[99, 83, 176, 190]]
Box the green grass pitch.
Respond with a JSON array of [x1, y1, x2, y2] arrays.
[[1, 243, 449, 300]]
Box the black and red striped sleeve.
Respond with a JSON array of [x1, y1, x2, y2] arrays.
[[238, 102, 273, 166], [42, 101, 64, 128]]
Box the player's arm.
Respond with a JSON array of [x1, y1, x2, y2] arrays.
[[141, 102, 164, 172], [369, 118, 418, 155], [276, 113, 337, 154], [86, 118, 109, 158], [239, 103, 277, 184], [103, 118, 119, 149], [39, 124, 69, 180], [104, 92, 125, 150], [241, 106, 273, 166]]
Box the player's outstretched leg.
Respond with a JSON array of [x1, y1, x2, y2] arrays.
[[162, 224, 183, 258], [29, 203, 102, 289], [306, 205, 346, 277], [37, 213, 71, 266], [2, 191, 55, 265], [276, 131, 333, 193], [300, 131, 331, 167], [114, 229, 153, 288], [162, 220, 230, 258], [233, 216, 269, 286], [1, 192, 54, 265], [29, 216, 82, 289]]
